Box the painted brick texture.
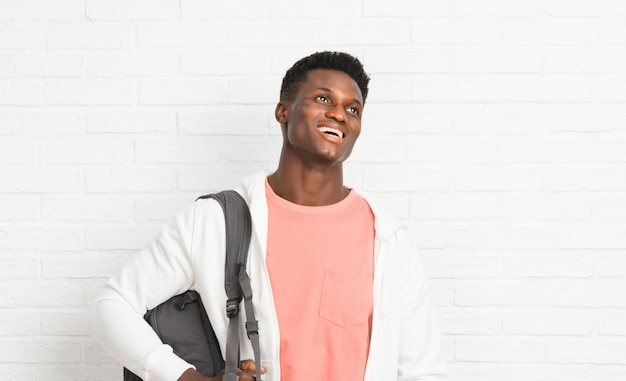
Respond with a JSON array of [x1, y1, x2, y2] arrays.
[[1, 1, 625, 380]]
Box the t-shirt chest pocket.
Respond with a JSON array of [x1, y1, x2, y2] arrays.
[[319, 270, 372, 328]]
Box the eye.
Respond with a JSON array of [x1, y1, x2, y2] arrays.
[[346, 106, 360, 115], [315, 95, 329, 103]]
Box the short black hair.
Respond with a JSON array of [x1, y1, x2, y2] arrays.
[[280, 51, 370, 104]]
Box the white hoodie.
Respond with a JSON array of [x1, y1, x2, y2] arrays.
[[88, 171, 450, 381]]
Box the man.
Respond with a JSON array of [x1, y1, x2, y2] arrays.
[[89, 51, 449, 381]]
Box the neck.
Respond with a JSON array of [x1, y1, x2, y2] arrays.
[[268, 151, 348, 206]]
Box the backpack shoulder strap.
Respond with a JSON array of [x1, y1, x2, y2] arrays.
[[196, 191, 261, 381]]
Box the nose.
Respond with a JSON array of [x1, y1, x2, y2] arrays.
[[326, 104, 345, 122]]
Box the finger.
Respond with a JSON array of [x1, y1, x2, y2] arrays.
[[240, 360, 266, 374]]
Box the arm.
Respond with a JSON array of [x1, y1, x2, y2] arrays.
[[89, 203, 200, 381]]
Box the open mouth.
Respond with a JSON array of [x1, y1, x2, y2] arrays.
[[317, 126, 345, 140]]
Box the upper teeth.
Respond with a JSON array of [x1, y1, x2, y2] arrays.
[[318, 126, 344, 139]]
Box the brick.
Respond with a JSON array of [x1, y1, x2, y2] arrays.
[[317, 19, 410, 46], [456, 336, 545, 362], [545, 165, 626, 192], [85, 0, 178, 20], [546, 104, 626, 133], [42, 252, 126, 279], [182, 49, 271, 75], [0, 137, 37, 165], [270, 0, 361, 18], [499, 195, 591, 219], [599, 312, 626, 336], [593, 365, 626, 380], [0, 225, 83, 251], [548, 337, 626, 364], [0, 256, 39, 280], [454, 104, 544, 135], [411, 74, 500, 102], [344, 134, 403, 164], [42, 195, 134, 221], [409, 135, 496, 163], [363, 0, 448, 16], [138, 22, 224, 48], [596, 251, 626, 277], [408, 222, 452, 249], [41, 311, 88, 335], [40, 365, 120, 381], [453, 47, 542, 73], [410, 193, 498, 219], [363, 103, 453, 134], [595, 75, 626, 102], [454, 280, 544, 306], [452, 0, 542, 16], [177, 105, 271, 136], [545, 279, 626, 307], [0, 338, 82, 363], [449, 363, 499, 381], [139, 78, 227, 105], [135, 136, 222, 163], [181, 0, 268, 19], [429, 280, 454, 306], [86, 107, 175, 133], [421, 250, 500, 278], [0, 281, 84, 307], [500, 364, 592, 381], [47, 23, 135, 49], [503, 18, 592, 45], [593, 194, 626, 219], [2, 108, 85, 135], [592, 138, 626, 163], [546, 0, 626, 16], [363, 165, 451, 192], [0, 23, 43, 49], [84, 338, 118, 363], [135, 196, 193, 221], [593, 19, 626, 44], [364, 47, 451, 74], [455, 165, 541, 192], [438, 307, 500, 334], [0, 310, 39, 335], [546, 47, 626, 73], [227, 76, 280, 104], [502, 308, 594, 335], [0, 52, 84, 77], [411, 17, 501, 44], [0, 79, 42, 105], [223, 137, 282, 163], [0, 167, 82, 193], [499, 75, 592, 102], [361, 192, 410, 221], [44, 78, 135, 106], [498, 136, 589, 163], [502, 251, 594, 278], [40, 136, 133, 165], [85, 51, 178, 77], [178, 164, 270, 192], [85, 222, 162, 250], [545, 225, 626, 249], [0, 366, 38, 381], [226, 21, 316, 47], [85, 165, 177, 193], [0, 0, 82, 20], [365, 75, 412, 102]]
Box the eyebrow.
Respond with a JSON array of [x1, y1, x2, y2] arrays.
[[314, 87, 363, 106]]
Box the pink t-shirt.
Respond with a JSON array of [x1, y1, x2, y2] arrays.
[[265, 179, 375, 380]]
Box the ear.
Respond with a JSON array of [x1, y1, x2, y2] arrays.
[[275, 102, 289, 124]]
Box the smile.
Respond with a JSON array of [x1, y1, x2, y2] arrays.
[[317, 126, 345, 140]]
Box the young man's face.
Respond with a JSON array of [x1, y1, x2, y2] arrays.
[[276, 68, 364, 167]]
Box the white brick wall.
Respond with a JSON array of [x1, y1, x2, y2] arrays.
[[1, 1, 625, 380]]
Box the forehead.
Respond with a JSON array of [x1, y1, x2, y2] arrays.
[[296, 69, 363, 102]]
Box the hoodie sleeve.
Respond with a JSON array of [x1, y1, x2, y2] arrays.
[[88, 202, 199, 381]]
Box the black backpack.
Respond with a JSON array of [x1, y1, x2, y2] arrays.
[[124, 190, 261, 380]]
